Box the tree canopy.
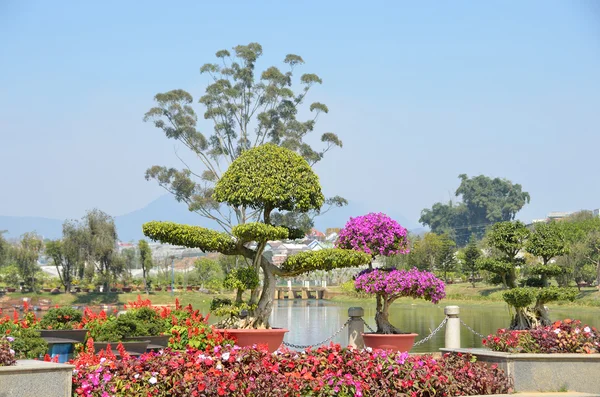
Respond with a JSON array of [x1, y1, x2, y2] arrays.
[[143, 144, 370, 329], [144, 43, 342, 232], [419, 174, 530, 245]]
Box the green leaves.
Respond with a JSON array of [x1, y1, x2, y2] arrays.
[[280, 248, 371, 276], [526, 221, 569, 264], [503, 288, 537, 308], [142, 221, 236, 254], [213, 144, 324, 213], [231, 223, 289, 243]]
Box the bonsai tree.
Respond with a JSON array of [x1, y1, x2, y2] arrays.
[[336, 213, 446, 334], [143, 144, 371, 328]]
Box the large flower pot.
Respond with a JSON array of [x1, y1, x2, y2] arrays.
[[40, 329, 88, 343], [94, 340, 150, 355], [362, 333, 418, 352], [123, 335, 169, 348], [218, 328, 288, 353]]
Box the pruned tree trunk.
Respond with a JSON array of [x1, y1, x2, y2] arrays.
[[534, 302, 551, 326], [509, 307, 538, 330], [374, 294, 404, 334]]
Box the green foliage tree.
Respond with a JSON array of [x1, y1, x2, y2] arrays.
[[46, 239, 79, 292], [436, 234, 457, 282], [11, 232, 44, 290], [481, 221, 529, 288], [137, 240, 153, 293], [463, 235, 481, 287], [143, 144, 371, 328], [193, 257, 224, 290], [143, 43, 343, 233], [66, 209, 121, 292], [525, 222, 569, 287], [420, 175, 530, 246], [0, 231, 9, 267]]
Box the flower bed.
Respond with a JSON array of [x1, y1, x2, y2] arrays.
[[71, 343, 512, 396], [442, 319, 600, 393]]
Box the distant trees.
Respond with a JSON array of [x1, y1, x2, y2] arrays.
[[138, 240, 153, 293], [419, 174, 530, 246], [11, 232, 44, 290]]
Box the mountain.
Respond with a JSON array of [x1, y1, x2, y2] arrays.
[[0, 195, 417, 241]]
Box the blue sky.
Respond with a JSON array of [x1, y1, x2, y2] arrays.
[[1, 0, 599, 229]]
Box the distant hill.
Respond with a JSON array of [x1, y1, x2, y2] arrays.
[[0, 195, 418, 241]]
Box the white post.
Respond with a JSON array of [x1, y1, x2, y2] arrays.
[[321, 280, 327, 288], [348, 307, 365, 349], [287, 280, 292, 290], [304, 280, 310, 288], [444, 305, 461, 349]]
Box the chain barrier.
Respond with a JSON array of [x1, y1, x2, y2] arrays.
[[363, 316, 447, 347], [282, 318, 351, 349], [362, 319, 375, 333], [460, 319, 486, 339], [413, 316, 447, 346]]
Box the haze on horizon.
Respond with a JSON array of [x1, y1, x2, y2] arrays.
[[1, 1, 599, 229]]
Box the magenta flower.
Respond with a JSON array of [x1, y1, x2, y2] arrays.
[[336, 213, 409, 258]]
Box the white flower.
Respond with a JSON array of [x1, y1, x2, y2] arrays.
[[575, 328, 580, 334], [134, 374, 139, 379], [100, 357, 106, 363], [584, 326, 591, 333], [9, 349, 15, 355], [554, 329, 560, 334], [149, 377, 157, 384], [365, 347, 373, 352], [221, 352, 230, 361], [216, 363, 222, 370]]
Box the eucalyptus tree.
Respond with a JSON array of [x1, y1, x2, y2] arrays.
[[138, 240, 153, 293], [144, 43, 344, 233], [11, 232, 44, 290], [143, 144, 370, 328]]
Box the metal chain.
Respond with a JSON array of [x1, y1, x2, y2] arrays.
[[283, 318, 351, 349], [413, 316, 447, 346], [460, 319, 485, 339], [362, 319, 375, 333]]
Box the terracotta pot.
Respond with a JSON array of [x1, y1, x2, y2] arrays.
[[217, 328, 288, 353], [186, 286, 194, 291], [122, 287, 132, 293], [362, 333, 418, 352], [40, 329, 88, 343], [6, 288, 16, 293]]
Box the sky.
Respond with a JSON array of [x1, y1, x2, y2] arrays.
[[1, 0, 599, 229]]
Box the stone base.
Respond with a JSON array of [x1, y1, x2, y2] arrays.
[[442, 348, 600, 394], [0, 360, 74, 397]]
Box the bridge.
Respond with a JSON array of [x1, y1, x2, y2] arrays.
[[274, 286, 326, 300]]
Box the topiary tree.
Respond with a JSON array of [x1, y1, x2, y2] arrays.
[[143, 144, 371, 328], [336, 213, 445, 334]]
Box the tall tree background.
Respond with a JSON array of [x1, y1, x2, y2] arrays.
[[419, 174, 530, 246], [143, 43, 345, 235]]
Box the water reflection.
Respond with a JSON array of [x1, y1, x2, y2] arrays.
[[271, 300, 600, 353]]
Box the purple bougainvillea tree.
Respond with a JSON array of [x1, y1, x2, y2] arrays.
[[337, 213, 446, 334]]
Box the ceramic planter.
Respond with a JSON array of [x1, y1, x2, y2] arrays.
[[40, 329, 88, 343], [362, 333, 418, 352], [94, 340, 150, 355], [123, 335, 169, 348], [217, 328, 288, 353]]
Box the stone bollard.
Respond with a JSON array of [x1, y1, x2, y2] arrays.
[[444, 305, 460, 349], [348, 307, 365, 349]]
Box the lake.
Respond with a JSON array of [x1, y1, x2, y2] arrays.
[[271, 299, 600, 353]]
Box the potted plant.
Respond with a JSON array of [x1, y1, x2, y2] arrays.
[[81, 308, 150, 355], [142, 145, 370, 352], [37, 307, 87, 342], [337, 212, 446, 351]]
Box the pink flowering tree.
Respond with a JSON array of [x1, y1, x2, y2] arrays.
[[337, 213, 446, 334]]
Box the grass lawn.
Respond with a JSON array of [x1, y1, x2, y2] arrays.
[[329, 282, 600, 308]]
